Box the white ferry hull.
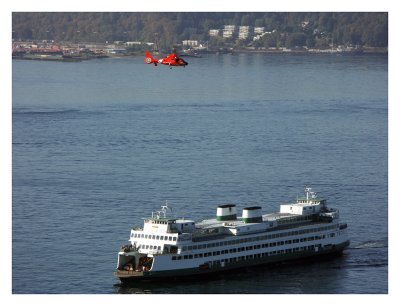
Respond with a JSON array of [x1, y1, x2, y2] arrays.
[[115, 240, 350, 281]]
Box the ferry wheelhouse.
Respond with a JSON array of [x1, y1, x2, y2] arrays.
[[115, 187, 349, 281]]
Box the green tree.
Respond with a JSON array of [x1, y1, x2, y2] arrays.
[[286, 32, 307, 48]]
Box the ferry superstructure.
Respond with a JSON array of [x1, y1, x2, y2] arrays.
[[115, 187, 349, 281]]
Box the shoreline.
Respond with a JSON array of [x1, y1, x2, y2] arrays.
[[11, 45, 387, 62]]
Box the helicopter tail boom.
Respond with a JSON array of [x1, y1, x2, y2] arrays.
[[144, 51, 158, 66]]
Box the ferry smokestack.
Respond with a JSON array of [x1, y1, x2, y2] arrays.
[[242, 206, 263, 223], [216, 204, 237, 221]]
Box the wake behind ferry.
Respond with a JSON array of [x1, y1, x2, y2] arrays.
[[114, 187, 349, 281]]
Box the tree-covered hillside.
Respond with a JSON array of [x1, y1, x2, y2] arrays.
[[12, 12, 388, 50]]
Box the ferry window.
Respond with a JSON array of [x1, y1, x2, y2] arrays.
[[199, 254, 203, 258], [184, 255, 188, 259], [189, 255, 193, 259], [193, 245, 197, 250], [188, 246, 192, 251], [145, 235, 148, 239], [172, 256, 176, 260], [177, 256, 182, 260], [182, 246, 187, 251], [204, 253, 208, 257], [168, 237, 172, 241], [194, 254, 198, 258], [173, 237, 177, 241], [156, 236, 160, 240], [152, 235, 155, 239]]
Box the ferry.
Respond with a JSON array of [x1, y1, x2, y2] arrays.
[[114, 187, 349, 281]]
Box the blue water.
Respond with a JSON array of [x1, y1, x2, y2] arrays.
[[12, 54, 388, 293]]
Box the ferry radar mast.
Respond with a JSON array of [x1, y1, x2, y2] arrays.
[[305, 187, 317, 202], [151, 200, 173, 219]]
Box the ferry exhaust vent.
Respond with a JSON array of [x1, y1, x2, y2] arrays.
[[242, 206, 263, 223], [216, 204, 237, 221]]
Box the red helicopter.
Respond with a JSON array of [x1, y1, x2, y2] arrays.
[[144, 48, 188, 68]]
